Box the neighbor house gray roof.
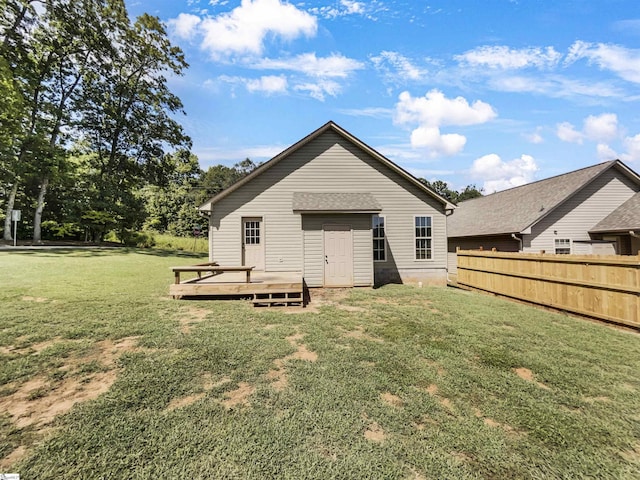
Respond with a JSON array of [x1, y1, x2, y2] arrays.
[[200, 121, 455, 212], [448, 160, 640, 238], [292, 192, 382, 213], [590, 191, 640, 233]]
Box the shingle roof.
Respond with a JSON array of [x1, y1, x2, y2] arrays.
[[590, 192, 640, 233], [448, 160, 628, 238], [292, 192, 381, 212]]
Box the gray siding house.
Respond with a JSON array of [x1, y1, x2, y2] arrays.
[[447, 160, 640, 273], [199, 121, 455, 287]]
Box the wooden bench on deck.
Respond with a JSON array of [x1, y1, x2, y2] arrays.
[[171, 263, 255, 285]]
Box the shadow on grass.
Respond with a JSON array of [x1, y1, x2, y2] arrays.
[[2, 247, 206, 259]]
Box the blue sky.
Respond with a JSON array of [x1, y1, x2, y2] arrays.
[[125, 0, 640, 193]]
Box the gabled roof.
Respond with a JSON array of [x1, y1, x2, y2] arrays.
[[590, 191, 640, 233], [448, 160, 640, 238], [199, 121, 455, 211]]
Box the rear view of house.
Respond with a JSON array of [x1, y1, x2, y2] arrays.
[[199, 121, 454, 287]]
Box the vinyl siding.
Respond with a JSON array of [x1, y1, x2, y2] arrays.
[[302, 214, 373, 287], [208, 130, 447, 281], [524, 169, 639, 253]]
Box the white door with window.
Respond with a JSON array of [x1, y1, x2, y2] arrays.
[[323, 225, 353, 287], [242, 217, 265, 270]]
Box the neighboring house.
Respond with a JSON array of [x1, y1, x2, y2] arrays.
[[447, 160, 640, 273], [198, 121, 455, 287], [590, 191, 640, 254]]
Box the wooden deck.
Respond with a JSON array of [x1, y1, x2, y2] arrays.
[[169, 270, 305, 306]]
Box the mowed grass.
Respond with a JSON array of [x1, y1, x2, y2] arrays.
[[0, 250, 639, 479]]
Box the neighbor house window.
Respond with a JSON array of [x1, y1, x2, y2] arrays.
[[415, 216, 432, 260], [373, 215, 386, 262], [554, 238, 571, 254]]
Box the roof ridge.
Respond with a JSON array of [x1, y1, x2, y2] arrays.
[[460, 159, 617, 204]]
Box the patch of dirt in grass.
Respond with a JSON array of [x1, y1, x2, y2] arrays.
[[262, 324, 281, 330], [266, 332, 318, 391], [450, 451, 473, 463], [0, 338, 67, 356], [616, 382, 637, 392], [422, 383, 454, 411], [473, 408, 524, 437], [412, 415, 438, 430], [219, 382, 255, 409], [381, 392, 403, 408], [0, 445, 26, 470], [342, 325, 384, 343], [360, 360, 376, 368], [179, 307, 210, 334], [620, 443, 640, 463], [21, 295, 48, 303], [513, 367, 550, 390], [408, 467, 427, 480], [0, 336, 143, 430], [364, 421, 386, 443], [583, 395, 611, 403]]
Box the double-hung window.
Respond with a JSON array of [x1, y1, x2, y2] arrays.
[[554, 238, 571, 254], [372, 215, 386, 262], [414, 216, 432, 260]]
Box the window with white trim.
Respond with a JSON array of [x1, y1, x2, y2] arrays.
[[372, 215, 386, 262], [554, 238, 571, 254], [414, 216, 432, 260]]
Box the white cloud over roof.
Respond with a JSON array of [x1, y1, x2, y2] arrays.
[[470, 153, 539, 193]]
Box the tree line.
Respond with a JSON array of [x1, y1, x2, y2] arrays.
[[0, 0, 481, 245], [0, 0, 194, 243]]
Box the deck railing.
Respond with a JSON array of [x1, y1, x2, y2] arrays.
[[456, 248, 640, 328]]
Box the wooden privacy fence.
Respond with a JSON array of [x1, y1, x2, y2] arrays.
[[456, 248, 640, 328]]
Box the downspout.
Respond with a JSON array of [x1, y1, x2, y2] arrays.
[[511, 233, 523, 252], [445, 208, 455, 284]]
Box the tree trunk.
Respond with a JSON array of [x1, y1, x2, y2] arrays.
[[32, 176, 49, 243], [3, 182, 18, 241]]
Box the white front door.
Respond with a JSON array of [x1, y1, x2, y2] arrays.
[[242, 217, 265, 270], [323, 225, 353, 287]]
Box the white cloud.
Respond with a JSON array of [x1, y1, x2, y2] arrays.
[[394, 90, 496, 157], [455, 45, 562, 70], [489, 74, 623, 99], [621, 133, 640, 162], [523, 127, 544, 144], [182, 0, 317, 59], [556, 121, 584, 144], [294, 80, 341, 101], [253, 53, 363, 78], [245, 75, 288, 94], [557, 114, 619, 144], [565, 41, 640, 84], [470, 154, 538, 193], [371, 51, 429, 82], [309, 0, 369, 19], [395, 90, 496, 127], [583, 113, 619, 141], [596, 143, 618, 161], [214, 74, 288, 95], [168, 13, 202, 40]]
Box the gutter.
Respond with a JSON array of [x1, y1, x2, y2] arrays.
[[511, 233, 523, 251]]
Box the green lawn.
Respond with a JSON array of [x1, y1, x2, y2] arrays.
[[1, 249, 639, 479]]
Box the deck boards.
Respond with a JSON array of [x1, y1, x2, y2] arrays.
[[169, 271, 303, 299]]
